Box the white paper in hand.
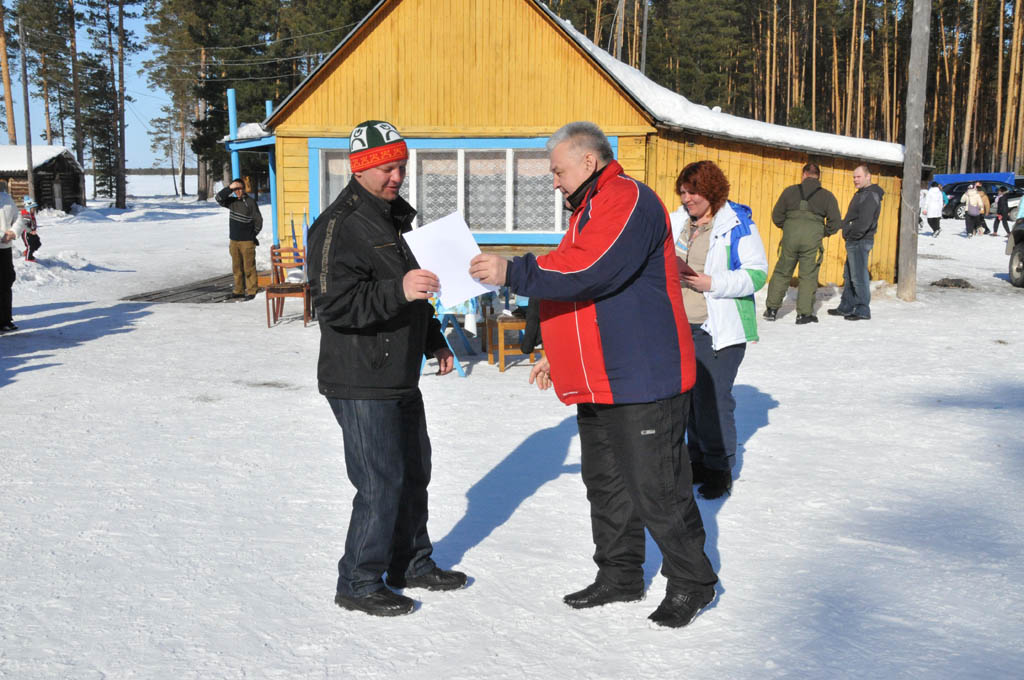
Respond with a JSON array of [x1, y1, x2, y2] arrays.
[[402, 212, 499, 308]]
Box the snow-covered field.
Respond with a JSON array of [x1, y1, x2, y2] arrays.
[[2, 176, 1022, 678]]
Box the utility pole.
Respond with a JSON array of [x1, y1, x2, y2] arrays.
[[897, 0, 933, 302], [18, 18, 33, 201]]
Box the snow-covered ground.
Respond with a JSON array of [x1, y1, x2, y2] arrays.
[[2, 176, 1022, 678]]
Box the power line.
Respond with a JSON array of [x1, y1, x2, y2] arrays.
[[164, 21, 358, 53]]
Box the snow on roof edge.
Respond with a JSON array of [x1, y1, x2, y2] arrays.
[[541, 3, 905, 166], [0, 145, 82, 174], [220, 122, 271, 144]]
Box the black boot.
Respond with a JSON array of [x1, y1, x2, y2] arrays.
[[563, 581, 644, 609], [698, 469, 732, 499], [648, 589, 714, 628], [387, 566, 468, 591], [762, 307, 778, 321], [334, 589, 415, 617]]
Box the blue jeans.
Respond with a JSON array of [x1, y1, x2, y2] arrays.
[[687, 326, 745, 472], [327, 391, 436, 597], [838, 238, 874, 318]]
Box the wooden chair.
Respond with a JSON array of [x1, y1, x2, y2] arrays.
[[266, 245, 311, 327], [484, 313, 542, 372]]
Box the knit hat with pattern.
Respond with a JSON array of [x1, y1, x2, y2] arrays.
[[349, 120, 408, 172]]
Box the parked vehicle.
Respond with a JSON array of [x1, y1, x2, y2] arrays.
[[1015, 176, 1024, 190], [1009, 216, 1024, 287], [942, 180, 1024, 220]]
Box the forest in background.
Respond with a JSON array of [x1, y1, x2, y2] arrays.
[[1, 0, 1022, 205]]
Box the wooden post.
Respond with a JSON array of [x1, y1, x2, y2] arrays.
[[18, 18, 33, 202], [898, 0, 932, 302]]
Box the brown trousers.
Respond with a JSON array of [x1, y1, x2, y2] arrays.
[[229, 239, 258, 295]]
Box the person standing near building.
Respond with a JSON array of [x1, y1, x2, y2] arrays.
[[762, 163, 841, 324], [672, 160, 768, 499], [923, 181, 945, 237], [0, 191, 24, 333], [215, 178, 263, 300], [19, 197, 41, 261], [470, 122, 718, 629], [307, 120, 463, 618], [828, 164, 883, 321]]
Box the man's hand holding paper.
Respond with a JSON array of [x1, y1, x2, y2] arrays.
[[401, 212, 499, 309]]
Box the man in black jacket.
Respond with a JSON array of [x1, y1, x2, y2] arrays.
[[215, 179, 263, 300], [828, 164, 884, 321], [763, 163, 842, 324], [307, 120, 462, 618]]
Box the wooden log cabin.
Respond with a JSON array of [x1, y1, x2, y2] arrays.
[[244, 0, 906, 286]]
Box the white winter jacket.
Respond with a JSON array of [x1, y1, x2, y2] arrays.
[[671, 201, 769, 351], [0, 192, 23, 251], [923, 187, 944, 218]]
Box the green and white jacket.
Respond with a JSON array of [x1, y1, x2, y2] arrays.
[[671, 201, 768, 351]]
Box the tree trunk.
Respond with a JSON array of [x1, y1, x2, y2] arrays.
[[69, 0, 84, 205], [882, 3, 892, 141], [770, 1, 777, 123], [115, 0, 127, 208], [856, 0, 867, 137], [1001, 0, 1023, 170], [0, 0, 16, 143], [812, 0, 817, 130], [593, 0, 602, 44], [178, 105, 187, 196], [845, 0, 858, 136], [959, 0, 982, 172], [196, 47, 209, 201], [832, 27, 841, 134], [41, 54, 53, 144]]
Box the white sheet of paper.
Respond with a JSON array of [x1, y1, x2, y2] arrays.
[[402, 212, 499, 308]]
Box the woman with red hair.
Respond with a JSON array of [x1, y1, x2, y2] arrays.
[[671, 161, 768, 499]]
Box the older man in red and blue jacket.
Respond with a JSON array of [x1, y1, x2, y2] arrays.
[[470, 122, 718, 629]]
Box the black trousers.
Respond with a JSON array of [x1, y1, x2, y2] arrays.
[[576, 393, 718, 595], [0, 248, 14, 325]]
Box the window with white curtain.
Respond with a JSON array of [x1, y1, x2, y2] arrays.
[[319, 144, 562, 232]]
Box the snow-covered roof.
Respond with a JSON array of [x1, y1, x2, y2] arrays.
[[262, 0, 903, 166], [220, 122, 271, 144], [0, 145, 83, 173], [537, 3, 904, 166]]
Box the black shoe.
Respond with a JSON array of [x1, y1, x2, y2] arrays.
[[826, 308, 848, 317], [762, 307, 778, 321], [648, 589, 714, 628], [932, 228, 941, 237], [243, 294, 256, 301], [563, 581, 643, 609], [334, 589, 415, 617], [698, 469, 732, 499], [230, 293, 245, 299], [690, 461, 709, 485], [844, 313, 870, 321], [387, 566, 467, 591], [795, 314, 818, 324], [0, 322, 18, 333]]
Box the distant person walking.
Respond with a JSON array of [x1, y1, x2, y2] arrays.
[[922, 181, 945, 237], [961, 183, 990, 237], [19, 197, 41, 261], [215, 179, 263, 300], [763, 163, 841, 324], [991, 187, 1012, 237], [827, 164, 883, 321], [0, 191, 25, 333]]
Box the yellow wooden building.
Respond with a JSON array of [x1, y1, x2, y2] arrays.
[[255, 0, 906, 286]]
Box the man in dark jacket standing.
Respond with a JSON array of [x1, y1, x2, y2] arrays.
[[470, 122, 717, 629], [763, 163, 842, 324], [215, 178, 263, 300], [828, 164, 884, 321], [306, 120, 461, 618]]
